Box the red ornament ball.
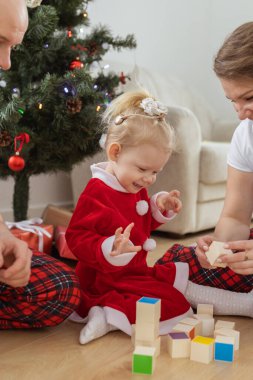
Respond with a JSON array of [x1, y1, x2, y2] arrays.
[[69, 60, 84, 70], [8, 155, 25, 171]]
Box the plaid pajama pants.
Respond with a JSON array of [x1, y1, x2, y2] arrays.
[[156, 229, 253, 293], [0, 251, 80, 329]]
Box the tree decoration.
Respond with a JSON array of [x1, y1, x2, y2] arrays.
[[58, 81, 77, 97], [0, 1, 136, 220], [8, 133, 30, 172], [66, 98, 83, 114], [0, 131, 12, 147], [69, 59, 84, 70]]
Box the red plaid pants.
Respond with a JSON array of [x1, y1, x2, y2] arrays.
[[0, 251, 80, 329], [156, 229, 253, 293]]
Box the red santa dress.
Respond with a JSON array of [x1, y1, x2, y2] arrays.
[[66, 162, 192, 335]]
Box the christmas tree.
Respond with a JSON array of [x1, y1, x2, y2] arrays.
[[0, 0, 136, 221]]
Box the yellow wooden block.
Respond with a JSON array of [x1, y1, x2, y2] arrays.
[[190, 336, 215, 364]]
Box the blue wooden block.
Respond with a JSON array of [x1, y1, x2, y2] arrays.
[[138, 297, 160, 304], [214, 341, 234, 362]]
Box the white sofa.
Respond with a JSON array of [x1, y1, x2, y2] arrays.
[[71, 64, 237, 235]]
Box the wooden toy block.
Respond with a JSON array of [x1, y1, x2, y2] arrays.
[[193, 314, 214, 337], [214, 335, 235, 362], [190, 336, 215, 364], [167, 332, 191, 358], [172, 323, 195, 340], [205, 240, 233, 268], [135, 321, 159, 342], [136, 297, 161, 324], [197, 304, 213, 316], [135, 336, 161, 357], [215, 320, 235, 330], [180, 317, 202, 337], [214, 328, 240, 350], [132, 346, 156, 375]]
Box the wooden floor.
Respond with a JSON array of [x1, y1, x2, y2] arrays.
[[2, 232, 253, 380]]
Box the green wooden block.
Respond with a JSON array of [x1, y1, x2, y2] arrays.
[[132, 346, 155, 375]]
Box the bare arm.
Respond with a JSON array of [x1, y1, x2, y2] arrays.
[[195, 165, 253, 269], [214, 166, 253, 241]]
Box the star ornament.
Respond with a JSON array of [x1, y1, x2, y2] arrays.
[[26, 0, 43, 8]]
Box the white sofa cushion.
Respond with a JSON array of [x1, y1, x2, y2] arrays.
[[199, 141, 229, 184]]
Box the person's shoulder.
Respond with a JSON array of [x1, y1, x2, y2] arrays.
[[232, 119, 253, 141]]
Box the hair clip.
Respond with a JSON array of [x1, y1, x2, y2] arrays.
[[114, 115, 126, 125], [140, 98, 168, 116]]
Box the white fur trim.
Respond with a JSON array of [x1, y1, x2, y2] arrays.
[[159, 307, 193, 335], [101, 236, 137, 266], [143, 238, 156, 252], [68, 311, 88, 324], [173, 262, 189, 294], [136, 200, 149, 215], [150, 192, 177, 223], [91, 163, 127, 192], [104, 306, 132, 335]]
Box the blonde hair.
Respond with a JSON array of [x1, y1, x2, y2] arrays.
[[214, 22, 253, 79], [101, 90, 175, 154]]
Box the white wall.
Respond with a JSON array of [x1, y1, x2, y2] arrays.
[[1, 0, 252, 220], [88, 0, 253, 120]]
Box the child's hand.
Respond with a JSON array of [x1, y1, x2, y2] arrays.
[[156, 190, 182, 214], [195, 235, 214, 268], [110, 222, 142, 257]]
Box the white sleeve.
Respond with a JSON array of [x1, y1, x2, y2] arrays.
[[227, 119, 253, 173]]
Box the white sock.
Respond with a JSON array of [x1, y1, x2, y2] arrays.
[[79, 306, 117, 345], [68, 311, 88, 324], [185, 281, 253, 318]]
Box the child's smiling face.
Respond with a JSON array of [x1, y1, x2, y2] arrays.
[[108, 143, 170, 193]]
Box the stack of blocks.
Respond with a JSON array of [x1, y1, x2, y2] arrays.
[[167, 303, 239, 364], [132, 297, 161, 375]]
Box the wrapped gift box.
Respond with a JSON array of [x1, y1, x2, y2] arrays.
[[55, 226, 77, 260], [42, 204, 73, 227], [6, 218, 53, 255]]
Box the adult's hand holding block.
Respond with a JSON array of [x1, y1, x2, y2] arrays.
[[205, 241, 233, 268]]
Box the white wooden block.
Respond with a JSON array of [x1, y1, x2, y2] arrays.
[[197, 304, 214, 316], [214, 335, 235, 362], [205, 241, 233, 267], [180, 317, 202, 337], [215, 320, 235, 330], [135, 336, 161, 357], [172, 323, 195, 340], [136, 297, 161, 324], [190, 336, 215, 364], [167, 332, 191, 358], [214, 328, 240, 350], [132, 346, 156, 375], [135, 321, 159, 342], [193, 314, 214, 337]]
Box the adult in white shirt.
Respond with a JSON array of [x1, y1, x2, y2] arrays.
[[196, 22, 253, 276], [158, 22, 253, 318]]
